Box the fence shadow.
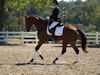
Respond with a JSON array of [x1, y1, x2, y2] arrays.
[[0, 44, 22, 46], [0, 62, 73, 66], [88, 44, 100, 48], [53, 44, 100, 48]]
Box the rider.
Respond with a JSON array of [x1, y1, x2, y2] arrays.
[[48, 0, 61, 36], [50, 0, 59, 21]]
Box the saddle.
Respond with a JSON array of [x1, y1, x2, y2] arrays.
[[47, 20, 64, 36]]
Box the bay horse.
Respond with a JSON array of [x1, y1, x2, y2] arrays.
[[25, 16, 88, 64]]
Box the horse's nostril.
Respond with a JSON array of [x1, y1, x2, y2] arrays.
[[27, 29, 29, 32]]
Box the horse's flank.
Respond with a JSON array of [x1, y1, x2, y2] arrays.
[[64, 23, 77, 31]]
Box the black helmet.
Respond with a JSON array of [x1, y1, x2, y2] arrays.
[[53, 0, 58, 5]]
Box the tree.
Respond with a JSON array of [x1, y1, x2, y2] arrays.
[[4, 0, 51, 31], [0, 0, 5, 31]]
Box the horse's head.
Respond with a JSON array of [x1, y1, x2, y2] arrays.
[[25, 16, 47, 32], [25, 16, 32, 32]]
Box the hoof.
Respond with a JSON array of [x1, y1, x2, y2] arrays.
[[72, 61, 79, 64], [52, 58, 58, 64], [52, 60, 56, 64], [27, 58, 34, 64], [39, 55, 44, 60]]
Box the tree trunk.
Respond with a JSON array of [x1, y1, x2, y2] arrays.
[[0, 0, 5, 31]]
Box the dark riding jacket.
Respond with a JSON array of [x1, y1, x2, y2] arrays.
[[50, 6, 59, 21]]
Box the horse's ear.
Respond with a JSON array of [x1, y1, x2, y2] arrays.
[[25, 15, 27, 18], [25, 16, 28, 19]]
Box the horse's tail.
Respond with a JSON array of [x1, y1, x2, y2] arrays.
[[77, 30, 88, 53]]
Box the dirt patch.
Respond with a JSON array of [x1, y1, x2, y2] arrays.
[[0, 44, 100, 75]]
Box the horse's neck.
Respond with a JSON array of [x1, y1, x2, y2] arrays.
[[33, 19, 47, 32]]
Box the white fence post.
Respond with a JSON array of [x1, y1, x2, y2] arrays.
[[96, 32, 99, 44], [35, 32, 38, 44], [6, 31, 8, 44], [21, 31, 24, 45]]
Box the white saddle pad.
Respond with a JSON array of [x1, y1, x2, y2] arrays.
[[54, 26, 64, 36]]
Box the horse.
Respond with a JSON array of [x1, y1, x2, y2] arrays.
[[25, 16, 88, 64]]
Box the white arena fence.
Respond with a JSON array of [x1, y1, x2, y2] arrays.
[[0, 31, 38, 44], [0, 31, 100, 46]]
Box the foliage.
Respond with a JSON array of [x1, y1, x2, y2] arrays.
[[84, 24, 96, 32], [66, 0, 100, 32], [1, 0, 100, 32], [3, 0, 51, 31], [0, 0, 5, 31]]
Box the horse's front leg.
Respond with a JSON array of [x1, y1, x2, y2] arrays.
[[28, 41, 44, 64], [35, 42, 44, 59]]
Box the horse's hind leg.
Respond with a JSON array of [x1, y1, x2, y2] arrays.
[[53, 43, 67, 64], [71, 44, 80, 64], [28, 41, 44, 64]]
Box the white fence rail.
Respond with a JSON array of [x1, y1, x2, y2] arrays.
[[0, 31, 38, 44], [0, 31, 100, 46], [85, 32, 100, 45]]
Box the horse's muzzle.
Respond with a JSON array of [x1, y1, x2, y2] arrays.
[[26, 28, 30, 32]]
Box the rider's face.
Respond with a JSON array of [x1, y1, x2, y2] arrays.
[[53, 3, 56, 6], [51, 3, 56, 9]]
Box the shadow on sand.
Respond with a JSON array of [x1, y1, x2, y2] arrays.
[[0, 62, 73, 66]]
